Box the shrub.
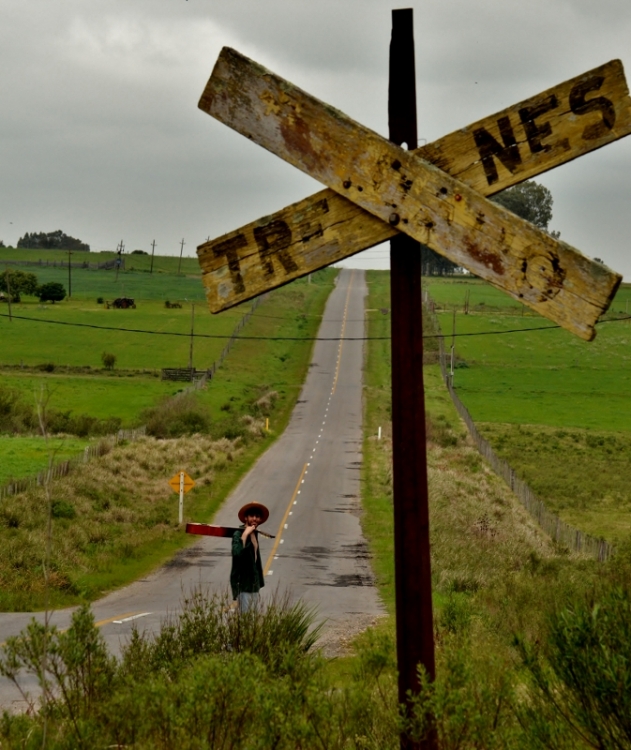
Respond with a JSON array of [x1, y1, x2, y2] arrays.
[[101, 352, 116, 370], [516, 585, 631, 749], [0, 592, 331, 748], [51, 499, 77, 520], [253, 390, 279, 416], [0, 591, 529, 748], [38, 281, 66, 303], [46, 410, 122, 437], [0, 385, 35, 434], [142, 392, 211, 438]]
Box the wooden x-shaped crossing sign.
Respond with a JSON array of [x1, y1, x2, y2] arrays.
[[197, 49, 630, 340]]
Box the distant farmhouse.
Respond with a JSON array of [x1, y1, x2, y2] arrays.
[[17, 230, 90, 252]]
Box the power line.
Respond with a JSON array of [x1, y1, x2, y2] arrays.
[[0, 310, 629, 341]]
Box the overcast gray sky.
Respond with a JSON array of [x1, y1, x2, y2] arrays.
[[2, 0, 631, 277]]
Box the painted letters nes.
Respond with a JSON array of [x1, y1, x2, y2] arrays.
[[476, 74, 617, 186]]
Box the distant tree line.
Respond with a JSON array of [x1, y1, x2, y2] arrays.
[[17, 230, 90, 252], [421, 180, 557, 276]]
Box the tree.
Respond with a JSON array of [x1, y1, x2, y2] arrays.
[[17, 230, 90, 252], [101, 352, 117, 370], [490, 180, 554, 231], [421, 245, 459, 276], [38, 282, 66, 304], [0, 270, 39, 300], [421, 179, 557, 277]]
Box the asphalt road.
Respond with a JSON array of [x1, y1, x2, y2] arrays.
[[0, 268, 385, 708]]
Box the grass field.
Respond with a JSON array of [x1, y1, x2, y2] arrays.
[[0, 298, 252, 370], [1, 274, 335, 424], [425, 276, 631, 542], [425, 275, 631, 316], [0, 436, 89, 485], [0, 246, 203, 277], [435, 311, 631, 431], [353, 277, 631, 749], [2, 267, 210, 302], [361, 271, 589, 616], [0, 372, 175, 424], [0, 268, 337, 608], [0, 269, 629, 746]]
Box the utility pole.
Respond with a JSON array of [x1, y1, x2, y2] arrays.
[[178, 238, 185, 275], [5, 265, 12, 322], [150, 239, 156, 275], [450, 307, 456, 387], [388, 9, 436, 750], [188, 303, 195, 370], [67, 248, 73, 299], [115, 240, 124, 283]]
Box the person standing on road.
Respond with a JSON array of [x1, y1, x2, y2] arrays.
[[230, 502, 269, 612]]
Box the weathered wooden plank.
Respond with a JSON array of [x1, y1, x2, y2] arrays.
[[419, 59, 631, 194], [198, 58, 628, 319], [198, 59, 631, 317], [199, 49, 623, 339]]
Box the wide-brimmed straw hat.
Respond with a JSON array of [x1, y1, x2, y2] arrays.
[[238, 502, 269, 524]]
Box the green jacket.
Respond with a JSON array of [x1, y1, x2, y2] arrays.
[[230, 526, 264, 599]]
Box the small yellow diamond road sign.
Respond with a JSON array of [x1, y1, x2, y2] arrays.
[[168, 471, 195, 494]]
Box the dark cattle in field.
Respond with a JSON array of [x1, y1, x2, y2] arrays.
[[112, 297, 136, 309]]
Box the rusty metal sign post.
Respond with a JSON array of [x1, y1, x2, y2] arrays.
[[193, 10, 630, 750], [388, 10, 436, 749]]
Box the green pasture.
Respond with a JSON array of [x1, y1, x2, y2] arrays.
[[0, 246, 202, 276], [197, 282, 334, 420], [0, 372, 175, 424], [1, 269, 337, 484], [0, 270, 337, 608], [434, 300, 631, 432], [426, 276, 631, 540], [0, 246, 205, 302], [479, 423, 631, 542], [425, 275, 631, 316], [0, 298, 254, 370], [0, 436, 89, 485], [5, 267, 208, 302]]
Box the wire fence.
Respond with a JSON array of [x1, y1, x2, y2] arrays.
[[2, 257, 123, 270], [171, 294, 267, 392], [0, 427, 146, 502], [425, 294, 613, 561]]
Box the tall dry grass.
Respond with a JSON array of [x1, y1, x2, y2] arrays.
[[0, 432, 257, 610]]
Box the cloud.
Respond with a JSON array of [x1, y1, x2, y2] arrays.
[[0, 0, 630, 279]]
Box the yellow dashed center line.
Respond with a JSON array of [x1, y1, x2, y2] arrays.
[[264, 463, 308, 575], [331, 270, 354, 395]]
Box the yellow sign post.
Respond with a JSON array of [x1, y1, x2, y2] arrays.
[[168, 471, 195, 524]]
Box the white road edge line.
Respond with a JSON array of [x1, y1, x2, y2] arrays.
[[113, 613, 151, 624]]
